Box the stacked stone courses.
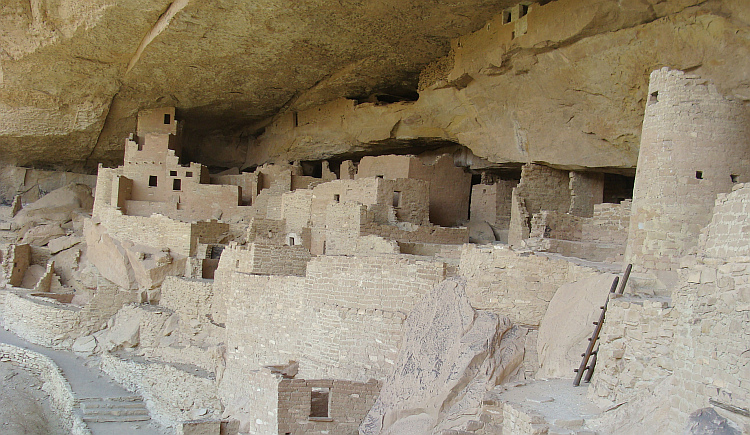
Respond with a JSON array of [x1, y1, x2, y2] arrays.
[[626, 68, 750, 272]]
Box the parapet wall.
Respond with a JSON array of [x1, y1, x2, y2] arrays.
[[4, 292, 80, 348], [626, 68, 750, 272]]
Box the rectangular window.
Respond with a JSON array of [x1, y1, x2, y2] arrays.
[[502, 10, 512, 24], [164, 113, 171, 124], [310, 387, 330, 419], [333, 194, 340, 203], [393, 191, 401, 208], [173, 179, 182, 190], [149, 175, 158, 187], [170, 170, 177, 176], [186, 172, 193, 178]]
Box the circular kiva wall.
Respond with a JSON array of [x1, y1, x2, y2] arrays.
[[625, 68, 750, 271]]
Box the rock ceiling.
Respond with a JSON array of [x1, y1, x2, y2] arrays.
[[1, 0, 749, 171], [0, 0, 515, 169]]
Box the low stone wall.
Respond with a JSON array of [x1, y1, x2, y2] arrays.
[[0, 343, 90, 435], [590, 296, 677, 406], [459, 245, 600, 326], [100, 352, 222, 428], [3, 292, 80, 348]]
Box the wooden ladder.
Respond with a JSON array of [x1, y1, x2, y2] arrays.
[[573, 264, 632, 386]]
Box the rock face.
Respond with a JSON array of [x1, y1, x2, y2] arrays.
[[3, 0, 749, 170], [248, 0, 750, 171], [0, 0, 516, 169], [536, 274, 615, 379], [359, 277, 525, 435]]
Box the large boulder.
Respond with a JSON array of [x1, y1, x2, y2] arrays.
[[84, 218, 187, 290], [536, 273, 616, 379], [14, 183, 93, 228], [360, 277, 525, 435]]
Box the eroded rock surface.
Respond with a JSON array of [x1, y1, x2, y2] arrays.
[[360, 277, 525, 435]]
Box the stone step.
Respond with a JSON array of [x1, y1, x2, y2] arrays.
[[83, 414, 152, 423], [77, 396, 151, 423]]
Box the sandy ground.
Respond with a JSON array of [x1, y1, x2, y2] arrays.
[[0, 359, 69, 435]]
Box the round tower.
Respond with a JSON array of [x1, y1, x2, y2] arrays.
[[626, 68, 750, 271]]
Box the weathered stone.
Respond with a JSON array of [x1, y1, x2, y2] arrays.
[[360, 277, 525, 435]]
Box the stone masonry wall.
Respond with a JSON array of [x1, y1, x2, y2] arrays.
[[569, 171, 604, 218], [470, 180, 515, 229], [219, 253, 446, 385], [459, 245, 599, 326], [101, 352, 222, 428], [590, 297, 677, 405], [278, 378, 380, 435], [4, 292, 80, 348], [581, 200, 631, 245], [220, 243, 310, 277], [0, 344, 90, 435], [95, 208, 193, 256], [626, 68, 750, 272], [593, 183, 750, 432], [701, 183, 750, 259]]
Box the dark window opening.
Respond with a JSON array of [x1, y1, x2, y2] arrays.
[[731, 174, 739, 183], [602, 173, 635, 204], [696, 171, 703, 180], [649, 91, 659, 105], [376, 175, 384, 179], [170, 170, 177, 176], [511, 31, 516, 39], [520, 4, 529, 17], [173, 178, 182, 190], [235, 260, 240, 268], [186, 172, 193, 178], [301, 161, 323, 178], [393, 191, 401, 208], [210, 246, 224, 260], [164, 114, 171, 124], [310, 388, 330, 418], [502, 10, 512, 24], [288, 236, 296, 246], [333, 194, 340, 203], [149, 175, 158, 187]]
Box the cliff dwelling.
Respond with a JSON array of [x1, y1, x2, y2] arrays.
[[1, 1, 749, 434]]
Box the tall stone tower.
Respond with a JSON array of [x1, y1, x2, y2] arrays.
[[626, 68, 750, 272]]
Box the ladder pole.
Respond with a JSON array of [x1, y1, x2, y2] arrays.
[[573, 276, 619, 386], [616, 264, 632, 295]]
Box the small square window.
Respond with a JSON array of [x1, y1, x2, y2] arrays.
[[696, 171, 703, 180], [170, 170, 177, 176], [333, 194, 340, 203], [149, 175, 158, 187], [731, 174, 739, 183], [186, 172, 193, 178]]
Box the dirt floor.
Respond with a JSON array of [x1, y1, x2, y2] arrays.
[[0, 359, 69, 435]]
